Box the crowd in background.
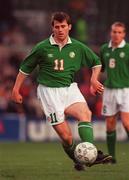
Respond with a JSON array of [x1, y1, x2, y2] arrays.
[[1, 0, 128, 120]]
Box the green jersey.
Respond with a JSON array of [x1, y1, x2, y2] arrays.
[[100, 40, 129, 88], [20, 36, 101, 87]]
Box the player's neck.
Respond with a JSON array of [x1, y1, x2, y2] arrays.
[[111, 41, 122, 48], [112, 43, 119, 48], [54, 37, 68, 47]]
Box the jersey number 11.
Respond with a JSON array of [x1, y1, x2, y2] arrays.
[[54, 59, 64, 71]]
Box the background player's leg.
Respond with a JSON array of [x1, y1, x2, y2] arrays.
[[106, 115, 117, 163], [120, 112, 129, 140]]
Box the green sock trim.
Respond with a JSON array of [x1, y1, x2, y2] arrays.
[[78, 122, 93, 143], [107, 130, 116, 159], [78, 122, 93, 128]]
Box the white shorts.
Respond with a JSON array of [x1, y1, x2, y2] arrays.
[[102, 87, 129, 116], [37, 83, 86, 125]]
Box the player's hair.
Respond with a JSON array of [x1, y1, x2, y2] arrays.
[[51, 12, 71, 26], [111, 22, 126, 32]]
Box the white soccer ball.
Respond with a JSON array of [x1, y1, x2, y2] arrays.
[[74, 142, 98, 165]]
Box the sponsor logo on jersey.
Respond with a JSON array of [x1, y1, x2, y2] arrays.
[[119, 52, 125, 58], [69, 52, 75, 58], [48, 53, 53, 58]]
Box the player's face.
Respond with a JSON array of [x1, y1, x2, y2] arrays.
[[110, 26, 125, 46], [52, 20, 71, 42]]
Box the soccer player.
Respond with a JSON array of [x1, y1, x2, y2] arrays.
[[12, 12, 112, 170], [100, 22, 129, 164]]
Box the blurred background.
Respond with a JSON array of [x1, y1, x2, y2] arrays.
[[0, 0, 128, 142]]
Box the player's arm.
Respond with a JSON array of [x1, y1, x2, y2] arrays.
[[81, 44, 104, 95], [90, 65, 104, 95], [11, 72, 28, 103], [12, 43, 40, 103]]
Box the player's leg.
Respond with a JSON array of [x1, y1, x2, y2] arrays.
[[53, 121, 85, 171], [65, 102, 94, 143], [52, 120, 74, 160], [120, 112, 129, 140], [106, 114, 117, 163], [65, 83, 112, 166], [119, 88, 129, 140], [65, 102, 113, 166], [102, 88, 118, 163], [65, 83, 94, 143], [37, 85, 85, 170]]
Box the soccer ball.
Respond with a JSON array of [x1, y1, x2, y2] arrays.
[[74, 142, 98, 165]]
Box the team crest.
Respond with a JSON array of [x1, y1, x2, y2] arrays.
[[119, 52, 125, 58], [48, 53, 53, 58], [69, 52, 75, 58]]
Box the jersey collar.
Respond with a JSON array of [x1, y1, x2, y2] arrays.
[[108, 39, 126, 48], [49, 34, 72, 45]]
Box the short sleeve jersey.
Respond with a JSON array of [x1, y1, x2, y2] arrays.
[[20, 36, 101, 87], [100, 41, 129, 88]]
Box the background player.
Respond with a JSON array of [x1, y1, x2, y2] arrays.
[[100, 22, 129, 163]]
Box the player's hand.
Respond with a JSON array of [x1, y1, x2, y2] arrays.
[[90, 85, 97, 96], [11, 89, 23, 104], [90, 80, 104, 96]]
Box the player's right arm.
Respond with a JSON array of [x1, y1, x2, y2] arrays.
[[11, 72, 28, 103], [12, 43, 41, 103]]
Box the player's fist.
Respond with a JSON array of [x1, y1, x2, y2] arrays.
[[11, 89, 23, 104], [90, 80, 104, 96]]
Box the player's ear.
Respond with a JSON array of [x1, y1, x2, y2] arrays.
[[69, 24, 72, 31]]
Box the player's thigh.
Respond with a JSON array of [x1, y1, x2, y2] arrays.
[[65, 83, 91, 121], [120, 112, 129, 129], [65, 102, 92, 122], [106, 114, 117, 131], [37, 84, 66, 125]]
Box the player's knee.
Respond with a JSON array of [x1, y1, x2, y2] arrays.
[[87, 109, 92, 119], [81, 109, 92, 122]]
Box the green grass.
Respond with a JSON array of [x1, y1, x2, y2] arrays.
[[0, 142, 129, 180]]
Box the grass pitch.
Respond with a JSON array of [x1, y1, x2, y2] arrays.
[[0, 142, 129, 180]]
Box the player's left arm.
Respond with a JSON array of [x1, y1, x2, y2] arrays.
[[80, 44, 104, 95], [90, 65, 104, 95]]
